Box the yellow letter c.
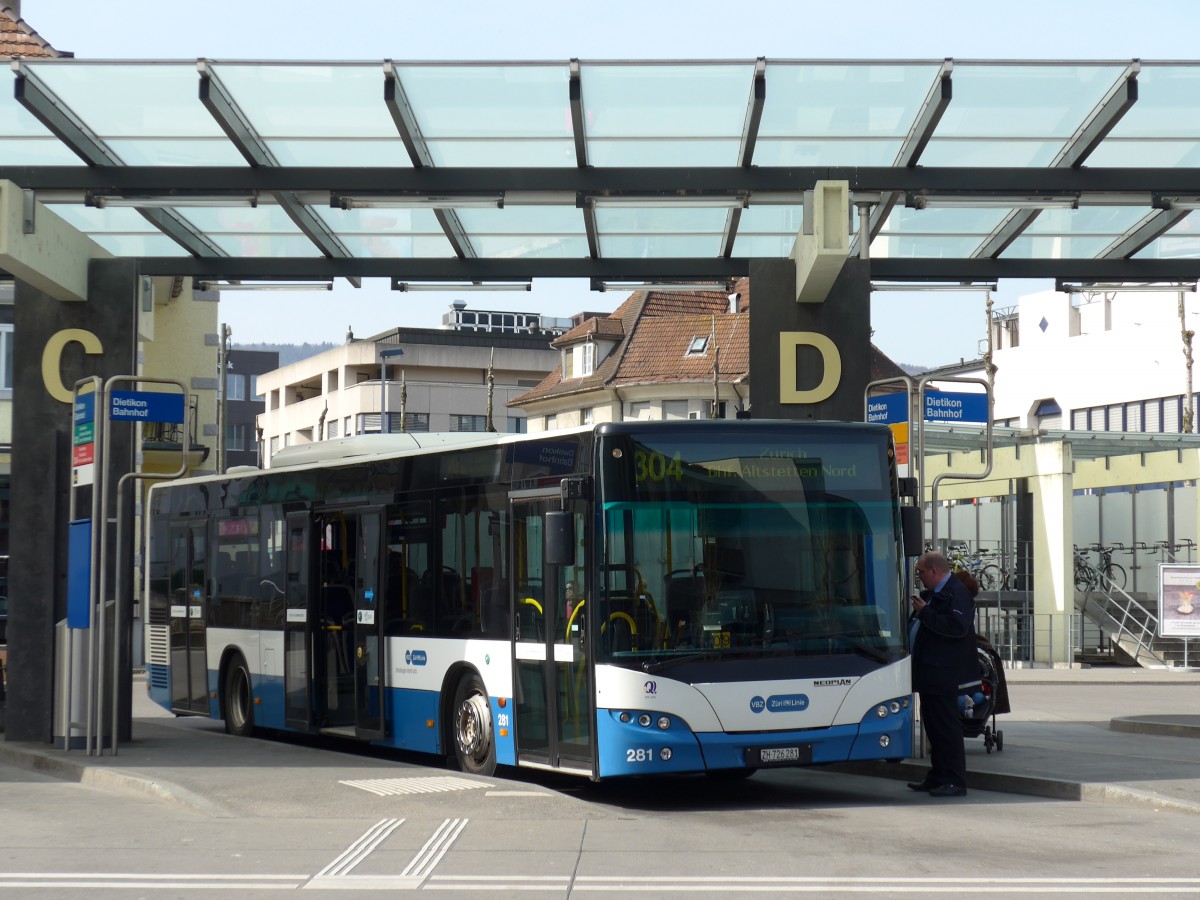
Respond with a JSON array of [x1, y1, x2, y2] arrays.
[[42, 328, 104, 404]]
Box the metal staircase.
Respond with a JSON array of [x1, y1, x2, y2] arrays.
[[1074, 577, 1194, 668]]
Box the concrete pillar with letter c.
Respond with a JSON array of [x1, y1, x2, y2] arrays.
[[7, 259, 137, 742]]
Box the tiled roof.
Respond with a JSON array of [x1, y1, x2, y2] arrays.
[[511, 280, 906, 409], [550, 314, 625, 348], [0, 7, 70, 58], [613, 314, 749, 387]]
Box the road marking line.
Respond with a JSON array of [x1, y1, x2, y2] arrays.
[[400, 818, 468, 880], [315, 818, 404, 879], [340, 776, 490, 796], [484, 790, 550, 797]]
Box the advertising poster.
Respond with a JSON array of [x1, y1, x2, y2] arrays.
[[1158, 564, 1200, 637]]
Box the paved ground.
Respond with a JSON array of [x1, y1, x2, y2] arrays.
[[840, 665, 1200, 815], [0, 664, 1197, 818]]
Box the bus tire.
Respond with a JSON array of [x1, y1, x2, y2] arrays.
[[451, 671, 496, 776], [223, 654, 255, 738]]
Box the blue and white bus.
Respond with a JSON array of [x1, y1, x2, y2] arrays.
[[144, 420, 918, 779]]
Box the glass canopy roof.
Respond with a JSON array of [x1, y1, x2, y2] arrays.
[[1, 58, 1198, 283]]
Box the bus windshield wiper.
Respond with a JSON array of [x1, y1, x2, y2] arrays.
[[642, 651, 719, 674]]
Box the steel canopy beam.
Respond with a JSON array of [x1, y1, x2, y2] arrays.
[[871, 257, 1200, 281], [972, 63, 1140, 260], [14, 65, 225, 258], [721, 58, 766, 257], [569, 59, 589, 168], [383, 61, 476, 259], [569, 59, 600, 258], [134, 256, 753, 279], [198, 64, 360, 284], [11, 165, 1200, 196], [129, 254, 1200, 282], [1099, 208, 1191, 259], [852, 60, 953, 257]]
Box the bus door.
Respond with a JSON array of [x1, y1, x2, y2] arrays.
[[283, 512, 312, 729], [315, 510, 357, 730], [168, 519, 209, 714], [511, 489, 593, 774], [353, 508, 385, 739]]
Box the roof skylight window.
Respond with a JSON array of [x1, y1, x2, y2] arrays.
[[686, 336, 710, 356]]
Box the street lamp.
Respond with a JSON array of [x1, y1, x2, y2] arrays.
[[379, 347, 405, 434]]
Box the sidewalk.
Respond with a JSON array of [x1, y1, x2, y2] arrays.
[[843, 664, 1200, 814], [0, 665, 1197, 817]]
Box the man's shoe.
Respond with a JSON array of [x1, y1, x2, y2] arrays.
[[906, 780, 937, 792], [928, 783, 967, 797]]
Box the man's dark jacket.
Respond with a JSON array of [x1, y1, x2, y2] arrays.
[[911, 575, 977, 694]]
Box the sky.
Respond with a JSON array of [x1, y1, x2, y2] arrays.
[[20, 0, 1200, 368]]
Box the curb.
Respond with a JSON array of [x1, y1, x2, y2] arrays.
[[830, 759, 1200, 814], [0, 742, 230, 818], [1109, 715, 1200, 739]]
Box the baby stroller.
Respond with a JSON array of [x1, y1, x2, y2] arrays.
[[958, 634, 1010, 753]]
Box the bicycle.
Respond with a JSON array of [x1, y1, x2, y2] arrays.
[[1073, 545, 1097, 592], [1087, 543, 1127, 591], [948, 546, 1001, 591]]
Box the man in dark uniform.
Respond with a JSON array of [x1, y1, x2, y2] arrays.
[[908, 551, 977, 797]]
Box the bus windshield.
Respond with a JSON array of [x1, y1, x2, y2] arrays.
[[596, 426, 904, 669]]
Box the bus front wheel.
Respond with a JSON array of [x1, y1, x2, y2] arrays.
[[223, 654, 255, 738], [451, 671, 496, 776]]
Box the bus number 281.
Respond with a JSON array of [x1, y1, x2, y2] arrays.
[[627, 748, 655, 763]]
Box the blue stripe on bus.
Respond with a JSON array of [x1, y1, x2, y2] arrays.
[[596, 705, 912, 777]]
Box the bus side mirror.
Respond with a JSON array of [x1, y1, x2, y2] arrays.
[[545, 510, 575, 567], [900, 506, 923, 559]]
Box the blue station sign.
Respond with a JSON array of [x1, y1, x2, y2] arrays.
[[110, 390, 185, 424], [924, 391, 988, 423], [867, 392, 908, 425], [73, 392, 95, 425]]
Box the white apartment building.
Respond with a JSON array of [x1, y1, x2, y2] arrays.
[[984, 286, 1200, 433], [256, 321, 562, 467]]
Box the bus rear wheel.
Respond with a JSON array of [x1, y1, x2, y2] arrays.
[[223, 654, 255, 738], [451, 672, 496, 776]]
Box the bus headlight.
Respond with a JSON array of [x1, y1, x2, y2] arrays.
[[637, 714, 652, 727], [879, 735, 891, 748], [889, 701, 901, 714], [657, 716, 671, 730], [619, 712, 631, 723], [876, 705, 889, 718]]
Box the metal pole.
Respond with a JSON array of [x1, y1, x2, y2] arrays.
[[381, 356, 388, 434], [110, 378, 189, 756], [217, 324, 231, 473], [1180, 290, 1194, 434], [89, 379, 109, 755], [399, 369, 406, 432]]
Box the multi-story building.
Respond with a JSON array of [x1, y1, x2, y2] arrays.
[[225, 348, 277, 469], [255, 315, 564, 467], [985, 287, 1200, 434]]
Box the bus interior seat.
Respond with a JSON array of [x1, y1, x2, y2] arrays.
[[665, 571, 704, 642], [600, 607, 636, 654], [477, 578, 508, 637], [516, 594, 543, 642]]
